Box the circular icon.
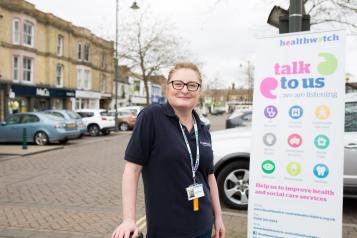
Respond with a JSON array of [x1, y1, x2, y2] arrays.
[[289, 105, 303, 119], [260, 77, 278, 99], [288, 134, 302, 148], [287, 162, 302, 176], [263, 133, 277, 146], [313, 164, 329, 179], [262, 160, 276, 174], [315, 105, 330, 120], [314, 135, 330, 150], [264, 106, 278, 119]]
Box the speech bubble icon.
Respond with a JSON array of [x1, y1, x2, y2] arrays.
[[317, 52, 338, 76]]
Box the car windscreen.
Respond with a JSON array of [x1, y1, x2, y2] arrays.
[[67, 110, 81, 119]]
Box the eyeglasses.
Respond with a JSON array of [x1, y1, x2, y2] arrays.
[[168, 80, 201, 92]]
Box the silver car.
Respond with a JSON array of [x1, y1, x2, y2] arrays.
[[0, 112, 80, 145], [212, 93, 357, 210]]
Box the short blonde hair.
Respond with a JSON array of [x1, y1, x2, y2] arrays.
[[168, 63, 202, 82]]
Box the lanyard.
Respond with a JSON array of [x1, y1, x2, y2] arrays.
[[179, 115, 200, 184]]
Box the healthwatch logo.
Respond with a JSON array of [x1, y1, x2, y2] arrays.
[[259, 53, 338, 99]]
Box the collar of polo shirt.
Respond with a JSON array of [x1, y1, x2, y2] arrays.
[[162, 103, 204, 129]]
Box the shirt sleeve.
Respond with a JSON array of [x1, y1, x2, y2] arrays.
[[124, 107, 155, 166]]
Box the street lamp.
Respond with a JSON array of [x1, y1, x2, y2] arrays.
[[267, 0, 310, 34], [114, 0, 139, 131]]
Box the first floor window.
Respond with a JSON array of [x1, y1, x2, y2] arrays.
[[76, 68, 91, 90], [23, 57, 33, 82], [56, 64, 64, 87], [83, 69, 91, 89], [12, 56, 20, 81], [100, 73, 107, 92]]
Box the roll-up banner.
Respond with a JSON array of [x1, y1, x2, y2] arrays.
[[248, 30, 346, 238]]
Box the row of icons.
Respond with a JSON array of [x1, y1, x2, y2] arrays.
[[261, 160, 329, 179], [263, 133, 330, 149], [264, 105, 331, 120]]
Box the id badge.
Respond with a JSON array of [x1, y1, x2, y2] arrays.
[[186, 183, 205, 201]]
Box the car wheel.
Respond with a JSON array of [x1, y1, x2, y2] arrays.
[[102, 129, 111, 135], [217, 160, 249, 210], [119, 122, 129, 131], [34, 131, 49, 146], [88, 124, 100, 136]]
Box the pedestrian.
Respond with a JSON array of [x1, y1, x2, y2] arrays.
[[111, 63, 225, 238]]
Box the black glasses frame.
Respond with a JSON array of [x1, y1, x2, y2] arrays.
[[168, 80, 201, 92]]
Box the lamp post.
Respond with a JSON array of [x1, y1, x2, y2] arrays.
[[114, 0, 139, 131]]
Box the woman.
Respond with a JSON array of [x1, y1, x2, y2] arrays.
[[112, 63, 225, 238]]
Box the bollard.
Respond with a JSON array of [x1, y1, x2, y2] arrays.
[[22, 127, 27, 150]]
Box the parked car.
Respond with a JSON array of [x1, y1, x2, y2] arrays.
[[225, 111, 252, 129], [120, 106, 143, 116], [0, 112, 80, 145], [211, 108, 226, 116], [43, 109, 86, 137], [212, 93, 357, 210], [108, 109, 136, 131], [195, 109, 211, 130], [76, 109, 115, 136]]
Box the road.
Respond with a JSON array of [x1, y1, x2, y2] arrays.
[[0, 114, 356, 237]]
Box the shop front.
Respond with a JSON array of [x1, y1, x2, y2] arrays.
[[9, 84, 75, 114], [74, 90, 101, 110]]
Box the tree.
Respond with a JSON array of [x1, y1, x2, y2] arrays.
[[304, 0, 357, 31], [216, 0, 357, 31], [118, 9, 190, 105]]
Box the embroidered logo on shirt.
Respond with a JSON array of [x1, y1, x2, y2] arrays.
[[200, 141, 212, 147]]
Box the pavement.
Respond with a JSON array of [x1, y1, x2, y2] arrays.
[[0, 145, 63, 157], [0, 131, 357, 237]]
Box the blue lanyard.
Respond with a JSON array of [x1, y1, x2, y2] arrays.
[[179, 116, 200, 184]]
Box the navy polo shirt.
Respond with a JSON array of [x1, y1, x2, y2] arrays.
[[125, 103, 214, 238]]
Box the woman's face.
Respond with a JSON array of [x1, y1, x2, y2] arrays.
[[166, 68, 201, 111]]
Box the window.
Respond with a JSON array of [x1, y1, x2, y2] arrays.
[[21, 115, 39, 123], [100, 73, 107, 92], [76, 68, 91, 90], [12, 19, 20, 44], [56, 64, 64, 87], [23, 57, 33, 82], [12, 56, 20, 81], [345, 102, 357, 132], [6, 115, 21, 125], [77, 111, 94, 118], [84, 44, 90, 62], [83, 69, 91, 89], [77, 69, 82, 88], [100, 52, 106, 69], [77, 43, 82, 60], [23, 21, 34, 47], [57, 35, 64, 56]]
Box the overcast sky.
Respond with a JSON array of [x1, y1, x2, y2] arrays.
[[27, 0, 357, 87]]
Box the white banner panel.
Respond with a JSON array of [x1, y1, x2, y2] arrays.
[[248, 30, 346, 238]]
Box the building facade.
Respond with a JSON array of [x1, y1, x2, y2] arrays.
[[111, 66, 166, 108], [0, 0, 114, 121]]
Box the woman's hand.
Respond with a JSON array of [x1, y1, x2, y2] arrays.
[[111, 219, 140, 238], [212, 215, 225, 238]]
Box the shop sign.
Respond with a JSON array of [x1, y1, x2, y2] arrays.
[[36, 88, 50, 97]]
